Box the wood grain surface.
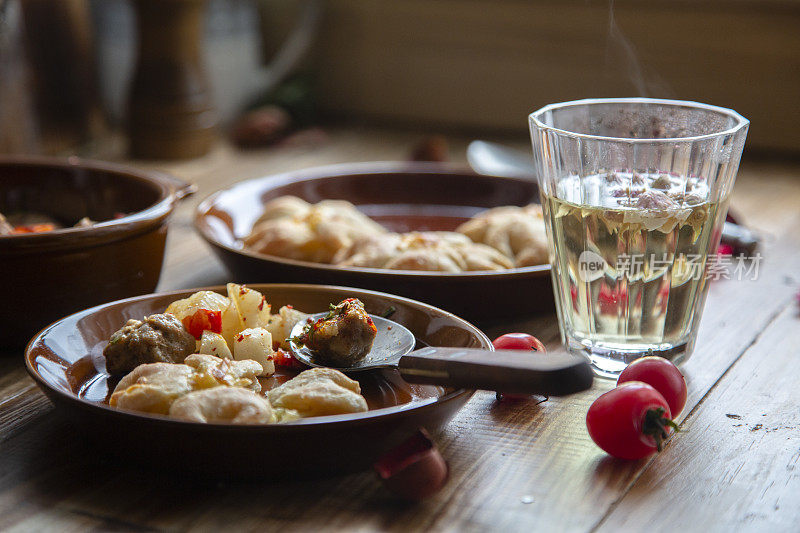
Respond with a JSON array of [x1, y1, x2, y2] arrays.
[[1, 128, 799, 532]]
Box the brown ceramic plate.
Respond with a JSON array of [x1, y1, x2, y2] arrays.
[[0, 156, 195, 348], [25, 283, 490, 477], [194, 162, 554, 325]]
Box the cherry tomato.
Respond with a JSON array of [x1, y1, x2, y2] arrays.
[[492, 333, 546, 401], [181, 308, 222, 339], [586, 381, 678, 460], [617, 356, 687, 416], [492, 333, 546, 353]]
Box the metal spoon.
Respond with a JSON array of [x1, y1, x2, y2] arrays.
[[289, 313, 593, 396]]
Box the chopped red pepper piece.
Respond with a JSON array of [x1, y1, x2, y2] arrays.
[[181, 308, 222, 339], [273, 348, 306, 369]]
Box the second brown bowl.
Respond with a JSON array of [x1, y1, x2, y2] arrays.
[[0, 156, 194, 348], [195, 162, 554, 324]]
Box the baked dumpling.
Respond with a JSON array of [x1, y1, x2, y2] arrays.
[[109, 362, 196, 415], [110, 354, 264, 416], [267, 367, 368, 417], [243, 196, 387, 263], [336, 231, 514, 272], [457, 204, 549, 267], [184, 353, 263, 392], [168, 387, 275, 424]]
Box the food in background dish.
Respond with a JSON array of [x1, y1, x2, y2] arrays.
[[240, 195, 549, 271], [335, 231, 514, 272], [0, 211, 124, 235], [103, 284, 374, 424], [456, 204, 549, 267], [293, 298, 377, 366], [268, 367, 368, 418], [103, 313, 197, 375], [243, 196, 387, 263]]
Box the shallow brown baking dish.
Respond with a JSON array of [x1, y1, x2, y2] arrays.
[[194, 162, 554, 325]]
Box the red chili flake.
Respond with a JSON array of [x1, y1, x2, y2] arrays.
[[273, 348, 306, 369], [240, 287, 247, 295], [286, 305, 293, 309], [236, 333, 244, 342], [258, 297, 265, 311]]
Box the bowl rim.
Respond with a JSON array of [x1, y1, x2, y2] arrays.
[[194, 161, 551, 279], [25, 283, 490, 431], [0, 155, 190, 248]]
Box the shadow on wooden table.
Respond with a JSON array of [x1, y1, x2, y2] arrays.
[[0, 405, 453, 529]]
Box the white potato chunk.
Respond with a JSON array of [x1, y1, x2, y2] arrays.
[[266, 305, 310, 349], [227, 283, 271, 331], [165, 290, 230, 321], [233, 327, 275, 376], [198, 331, 233, 360], [220, 304, 240, 349]]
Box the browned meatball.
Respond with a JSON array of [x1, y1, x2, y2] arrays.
[[103, 313, 196, 375], [296, 298, 377, 366]]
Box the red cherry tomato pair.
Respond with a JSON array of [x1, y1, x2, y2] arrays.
[[491, 333, 546, 401], [586, 356, 687, 460]]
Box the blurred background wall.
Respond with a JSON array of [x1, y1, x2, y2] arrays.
[[2, 0, 798, 155], [312, 0, 800, 153]]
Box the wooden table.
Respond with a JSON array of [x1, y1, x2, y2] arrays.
[[2, 128, 799, 532]]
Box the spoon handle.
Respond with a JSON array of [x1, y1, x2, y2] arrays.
[[397, 348, 593, 396]]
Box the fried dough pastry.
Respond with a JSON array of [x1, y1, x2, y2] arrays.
[[335, 231, 514, 272], [109, 362, 196, 415], [456, 204, 549, 267], [110, 354, 263, 416], [184, 353, 263, 392], [243, 196, 387, 263], [267, 367, 368, 417], [168, 387, 276, 424]]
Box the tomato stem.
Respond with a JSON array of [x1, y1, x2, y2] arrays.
[[642, 407, 679, 452]]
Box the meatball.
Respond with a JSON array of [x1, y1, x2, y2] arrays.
[[103, 313, 196, 375], [296, 298, 377, 366]]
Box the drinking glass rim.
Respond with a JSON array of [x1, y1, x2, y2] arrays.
[[529, 97, 749, 144]]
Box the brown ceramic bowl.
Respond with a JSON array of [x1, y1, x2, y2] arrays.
[[0, 156, 194, 348], [195, 162, 553, 325], [25, 283, 490, 478]]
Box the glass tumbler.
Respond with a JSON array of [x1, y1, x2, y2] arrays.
[[529, 98, 748, 377]]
